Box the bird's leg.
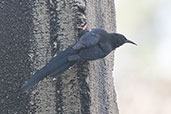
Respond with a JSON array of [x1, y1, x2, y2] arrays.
[[68, 54, 82, 61], [78, 24, 88, 30], [77, 24, 89, 37]]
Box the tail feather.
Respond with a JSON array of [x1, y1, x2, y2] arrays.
[[21, 47, 77, 93]]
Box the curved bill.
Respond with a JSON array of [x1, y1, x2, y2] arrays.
[[125, 39, 137, 46]]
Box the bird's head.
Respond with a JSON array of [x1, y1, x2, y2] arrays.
[[111, 33, 137, 49]]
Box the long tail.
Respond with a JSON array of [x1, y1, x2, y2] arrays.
[[21, 47, 77, 93]]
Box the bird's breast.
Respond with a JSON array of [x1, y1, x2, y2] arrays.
[[98, 41, 113, 55]]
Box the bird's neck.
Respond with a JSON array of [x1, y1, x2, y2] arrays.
[[108, 33, 121, 49]]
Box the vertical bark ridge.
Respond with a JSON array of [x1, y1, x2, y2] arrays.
[[29, 0, 56, 114]]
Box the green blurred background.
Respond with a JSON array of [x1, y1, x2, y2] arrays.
[[114, 0, 171, 113]]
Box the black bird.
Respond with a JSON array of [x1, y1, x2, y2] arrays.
[[21, 27, 136, 93]]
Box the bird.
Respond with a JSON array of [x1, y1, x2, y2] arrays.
[[21, 24, 136, 93]]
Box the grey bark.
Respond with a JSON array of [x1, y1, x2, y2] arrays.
[[0, 0, 118, 114]]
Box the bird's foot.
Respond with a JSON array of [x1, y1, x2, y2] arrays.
[[78, 24, 88, 30], [77, 24, 89, 37]]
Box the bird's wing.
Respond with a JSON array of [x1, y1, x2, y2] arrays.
[[79, 45, 105, 60], [73, 29, 102, 50], [80, 31, 100, 47]]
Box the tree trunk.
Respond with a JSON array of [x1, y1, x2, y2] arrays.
[[0, 0, 119, 114]]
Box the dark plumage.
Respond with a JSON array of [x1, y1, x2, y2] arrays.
[[21, 28, 136, 93]]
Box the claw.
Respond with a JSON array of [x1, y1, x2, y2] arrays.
[[78, 24, 88, 30]]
